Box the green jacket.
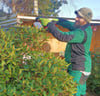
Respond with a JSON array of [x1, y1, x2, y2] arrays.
[[47, 18, 93, 72]]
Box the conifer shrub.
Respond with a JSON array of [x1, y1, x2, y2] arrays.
[[0, 26, 77, 96]]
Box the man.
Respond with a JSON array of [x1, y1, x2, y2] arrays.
[[46, 7, 93, 96]]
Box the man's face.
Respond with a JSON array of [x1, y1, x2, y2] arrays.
[[74, 14, 87, 28]]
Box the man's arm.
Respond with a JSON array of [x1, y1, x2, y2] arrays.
[[47, 21, 84, 43], [57, 18, 76, 31]]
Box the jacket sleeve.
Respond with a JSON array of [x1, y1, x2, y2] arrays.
[[47, 21, 85, 43], [56, 18, 76, 31]]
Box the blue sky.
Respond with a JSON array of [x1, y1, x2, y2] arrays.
[[58, 0, 100, 20]]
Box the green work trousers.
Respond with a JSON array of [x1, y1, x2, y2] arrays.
[[68, 66, 88, 96]]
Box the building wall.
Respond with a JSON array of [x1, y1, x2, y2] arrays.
[[90, 25, 100, 52]]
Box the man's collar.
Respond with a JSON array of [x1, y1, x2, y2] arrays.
[[81, 23, 90, 30]]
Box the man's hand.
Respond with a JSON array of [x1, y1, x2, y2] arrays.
[[47, 21, 57, 33]]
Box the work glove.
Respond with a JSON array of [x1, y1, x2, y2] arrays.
[[39, 18, 58, 26], [47, 21, 57, 33]]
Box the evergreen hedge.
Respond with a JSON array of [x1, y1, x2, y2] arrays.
[[0, 26, 77, 96]]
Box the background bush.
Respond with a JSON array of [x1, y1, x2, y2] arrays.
[[87, 49, 100, 95], [0, 26, 77, 96]]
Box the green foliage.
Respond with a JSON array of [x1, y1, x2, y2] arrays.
[[0, 26, 77, 96], [87, 50, 100, 95]]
